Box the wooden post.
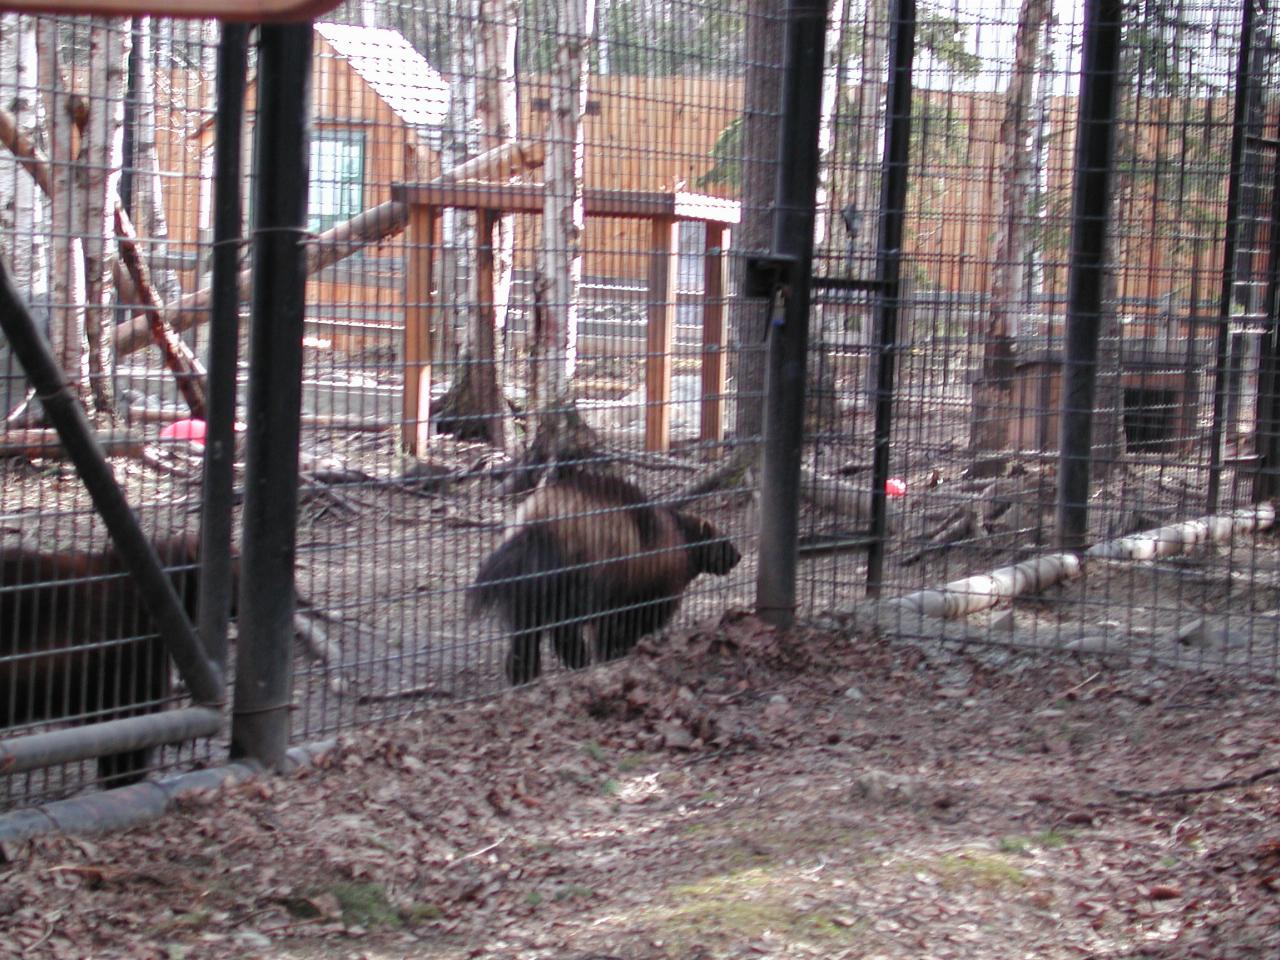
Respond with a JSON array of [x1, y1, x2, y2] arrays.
[[402, 204, 437, 454], [646, 216, 679, 452], [700, 222, 729, 447]]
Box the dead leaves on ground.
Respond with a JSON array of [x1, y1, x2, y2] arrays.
[[1, 615, 1278, 959]]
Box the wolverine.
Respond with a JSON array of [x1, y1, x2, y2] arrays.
[[471, 472, 741, 684], [0, 533, 210, 785]]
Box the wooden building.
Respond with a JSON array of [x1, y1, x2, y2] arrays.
[[190, 22, 447, 351]]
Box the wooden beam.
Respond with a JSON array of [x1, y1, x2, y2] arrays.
[[402, 205, 437, 454], [700, 223, 729, 447], [645, 217, 679, 453], [435, 139, 545, 184], [390, 183, 740, 225], [0, 0, 341, 20]]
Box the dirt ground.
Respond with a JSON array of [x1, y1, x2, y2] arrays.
[[2, 612, 1278, 960]]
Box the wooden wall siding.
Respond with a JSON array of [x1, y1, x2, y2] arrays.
[[509, 75, 742, 282], [905, 90, 1231, 320], [904, 90, 1004, 295], [157, 51, 1237, 346], [153, 66, 215, 297]]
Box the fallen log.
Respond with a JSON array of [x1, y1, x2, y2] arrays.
[[889, 553, 1082, 620], [126, 404, 388, 433], [1085, 504, 1276, 561], [0, 428, 147, 460]]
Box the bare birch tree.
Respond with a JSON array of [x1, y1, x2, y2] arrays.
[[130, 17, 180, 306], [846, 0, 889, 267], [438, 0, 482, 369], [77, 18, 131, 417], [0, 14, 48, 303], [504, 0, 598, 487], [435, 0, 518, 447], [0, 14, 49, 419], [969, 0, 1051, 452], [727, 0, 783, 447], [39, 19, 91, 403]]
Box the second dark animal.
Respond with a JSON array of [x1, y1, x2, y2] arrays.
[[471, 472, 741, 684], [0, 533, 211, 786]]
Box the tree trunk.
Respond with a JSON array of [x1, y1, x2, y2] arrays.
[[970, 0, 1050, 452], [39, 20, 90, 404], [500, 0, 599, 493], [806, 0, 849, 432], [438, 0, 480, 365], [530, 0, 594, 414], [0, 14, 48, 302], [728, 3, 783, 445], [848, 0, 888, 267], [77, 18, 131, 419], [0, 15, 47, 420], [434, 0, 518, 448], [131, 18, 180, 306]]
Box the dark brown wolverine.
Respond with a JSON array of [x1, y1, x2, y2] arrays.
[[0, 533, 210, 785], [471, 472, 741, 684]]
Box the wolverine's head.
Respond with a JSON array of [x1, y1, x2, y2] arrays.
[[676, 513, 742, 576]]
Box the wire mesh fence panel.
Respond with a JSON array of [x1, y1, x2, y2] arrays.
[[0, 16, 223, 806], [802, 0, 1280, 679], [0, 2, 769, 809], [287, 0, 766, 740]]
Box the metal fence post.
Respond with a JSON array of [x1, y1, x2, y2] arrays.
[[1055, 0, 1123, 552], [230, 22, 313, 770], [865, 0, 916, 596], [756, 0, 828, 628]]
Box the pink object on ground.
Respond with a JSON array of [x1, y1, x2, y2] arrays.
[[159, 418, 207, 445]]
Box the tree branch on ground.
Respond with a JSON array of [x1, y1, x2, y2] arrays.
[[115, 203, 208, 419]]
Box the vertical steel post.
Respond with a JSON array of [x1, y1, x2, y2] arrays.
[[756, 0, 827, 627], [1056, 0, 1123, 552], [1207, 0, 1259, 511], [864, 0, 916, 596], [230, 23, 312, 770], [198, 23, 249, 673]]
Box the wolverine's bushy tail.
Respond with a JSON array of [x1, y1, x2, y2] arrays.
[[470, 526, 591, 632]]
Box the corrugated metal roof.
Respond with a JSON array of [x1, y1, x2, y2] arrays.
[[315, 22, 448, 134]]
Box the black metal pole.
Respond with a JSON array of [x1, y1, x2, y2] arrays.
[[864, 0, 916, 596], [1206, 0, 1259, 511], [230, 23, 312, 770], [0, 262, 224, 707], [756, 0, 827, 627], [198, 23, 250, 673], [1055, 0, 1122, 552]]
